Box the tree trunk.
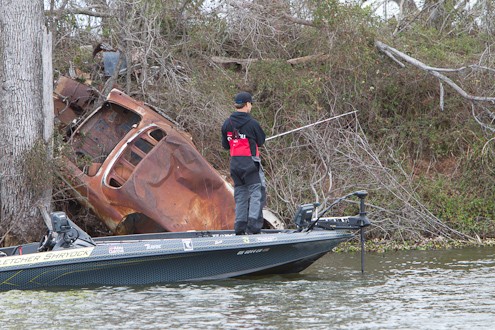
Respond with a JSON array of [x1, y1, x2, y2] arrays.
[[0, 0, 53, 246], [388, 0, 419, 20]]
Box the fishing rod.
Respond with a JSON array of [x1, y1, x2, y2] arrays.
[[265, 110, 358, 142]]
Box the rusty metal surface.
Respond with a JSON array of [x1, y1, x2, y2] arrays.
[[53, 76, 96, 125], [57, 87, 235, 234]]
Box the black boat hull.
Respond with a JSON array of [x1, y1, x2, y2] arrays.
[[0, 230, 350, 290]]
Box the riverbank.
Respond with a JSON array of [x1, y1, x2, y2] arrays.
[[335, 237, 495, 253]]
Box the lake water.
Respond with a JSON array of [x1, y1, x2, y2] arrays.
[[0, 246, 494, 329]]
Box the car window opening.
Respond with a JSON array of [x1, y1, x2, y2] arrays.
[[107, 128, 166, 188], [70, 103, 141, 177]]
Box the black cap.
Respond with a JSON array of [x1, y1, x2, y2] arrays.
[[234, 92, 253, 105]]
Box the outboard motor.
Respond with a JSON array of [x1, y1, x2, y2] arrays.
[[38, 212, 96, 251]]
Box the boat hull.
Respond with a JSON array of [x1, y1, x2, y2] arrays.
[[0, 230, 350, 290]]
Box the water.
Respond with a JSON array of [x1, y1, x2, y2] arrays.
[[1, 247, 494, 329]]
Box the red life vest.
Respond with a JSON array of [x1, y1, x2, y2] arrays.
[[227, 131, 259, 157]]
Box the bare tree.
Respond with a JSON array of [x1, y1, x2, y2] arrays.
[[0, 0, 53, 245]]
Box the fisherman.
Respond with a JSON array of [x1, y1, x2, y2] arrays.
[[221, 92, 266, 235]]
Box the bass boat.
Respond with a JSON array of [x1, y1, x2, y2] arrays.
[[0, 191, 370, 291]]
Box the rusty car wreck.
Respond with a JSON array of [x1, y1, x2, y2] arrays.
[[53, 77, 283, 234]]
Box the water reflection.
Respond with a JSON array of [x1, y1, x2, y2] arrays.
[[0, 247, 494, 329]]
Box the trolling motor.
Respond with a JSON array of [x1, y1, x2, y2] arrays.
[[38, 212, 96, 252], [294, 191, 371, 273], [302, 190, 371, 231]]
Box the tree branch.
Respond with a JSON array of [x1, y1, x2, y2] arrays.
[[211, 56, 258, 69], [227, 0, 316, 27], [375, 40, 495, 103], [45, 7, 112, 18], [280, 13, 316, 27]]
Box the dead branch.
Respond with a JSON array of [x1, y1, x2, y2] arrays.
[[472, 104, 495, 133], [210, 56, 259, 69], [226, 0, 317, 28], [45, 7, 112, 18], [375, 40, 495, 103], [280, 13, 316, 27], [286, 53, 330, 65]]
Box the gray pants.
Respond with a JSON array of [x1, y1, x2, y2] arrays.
[[234, 182, 263, 234], [255, 157, 266, 224]]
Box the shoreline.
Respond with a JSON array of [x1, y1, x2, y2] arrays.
[[334, 237, 495, 253]]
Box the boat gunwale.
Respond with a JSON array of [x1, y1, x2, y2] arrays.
[[0, 230, 352, 272]]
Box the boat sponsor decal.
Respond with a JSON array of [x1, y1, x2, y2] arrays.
[[214, 240, 223, 245], [144, 244, 162, 250], [255, 236, 277, 243], [0, 247, 94, 268], [182, 239, 193, 251], [108, 245, 125, 254], [242, 237, 250, 243], [237, 248, 270, 255]]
